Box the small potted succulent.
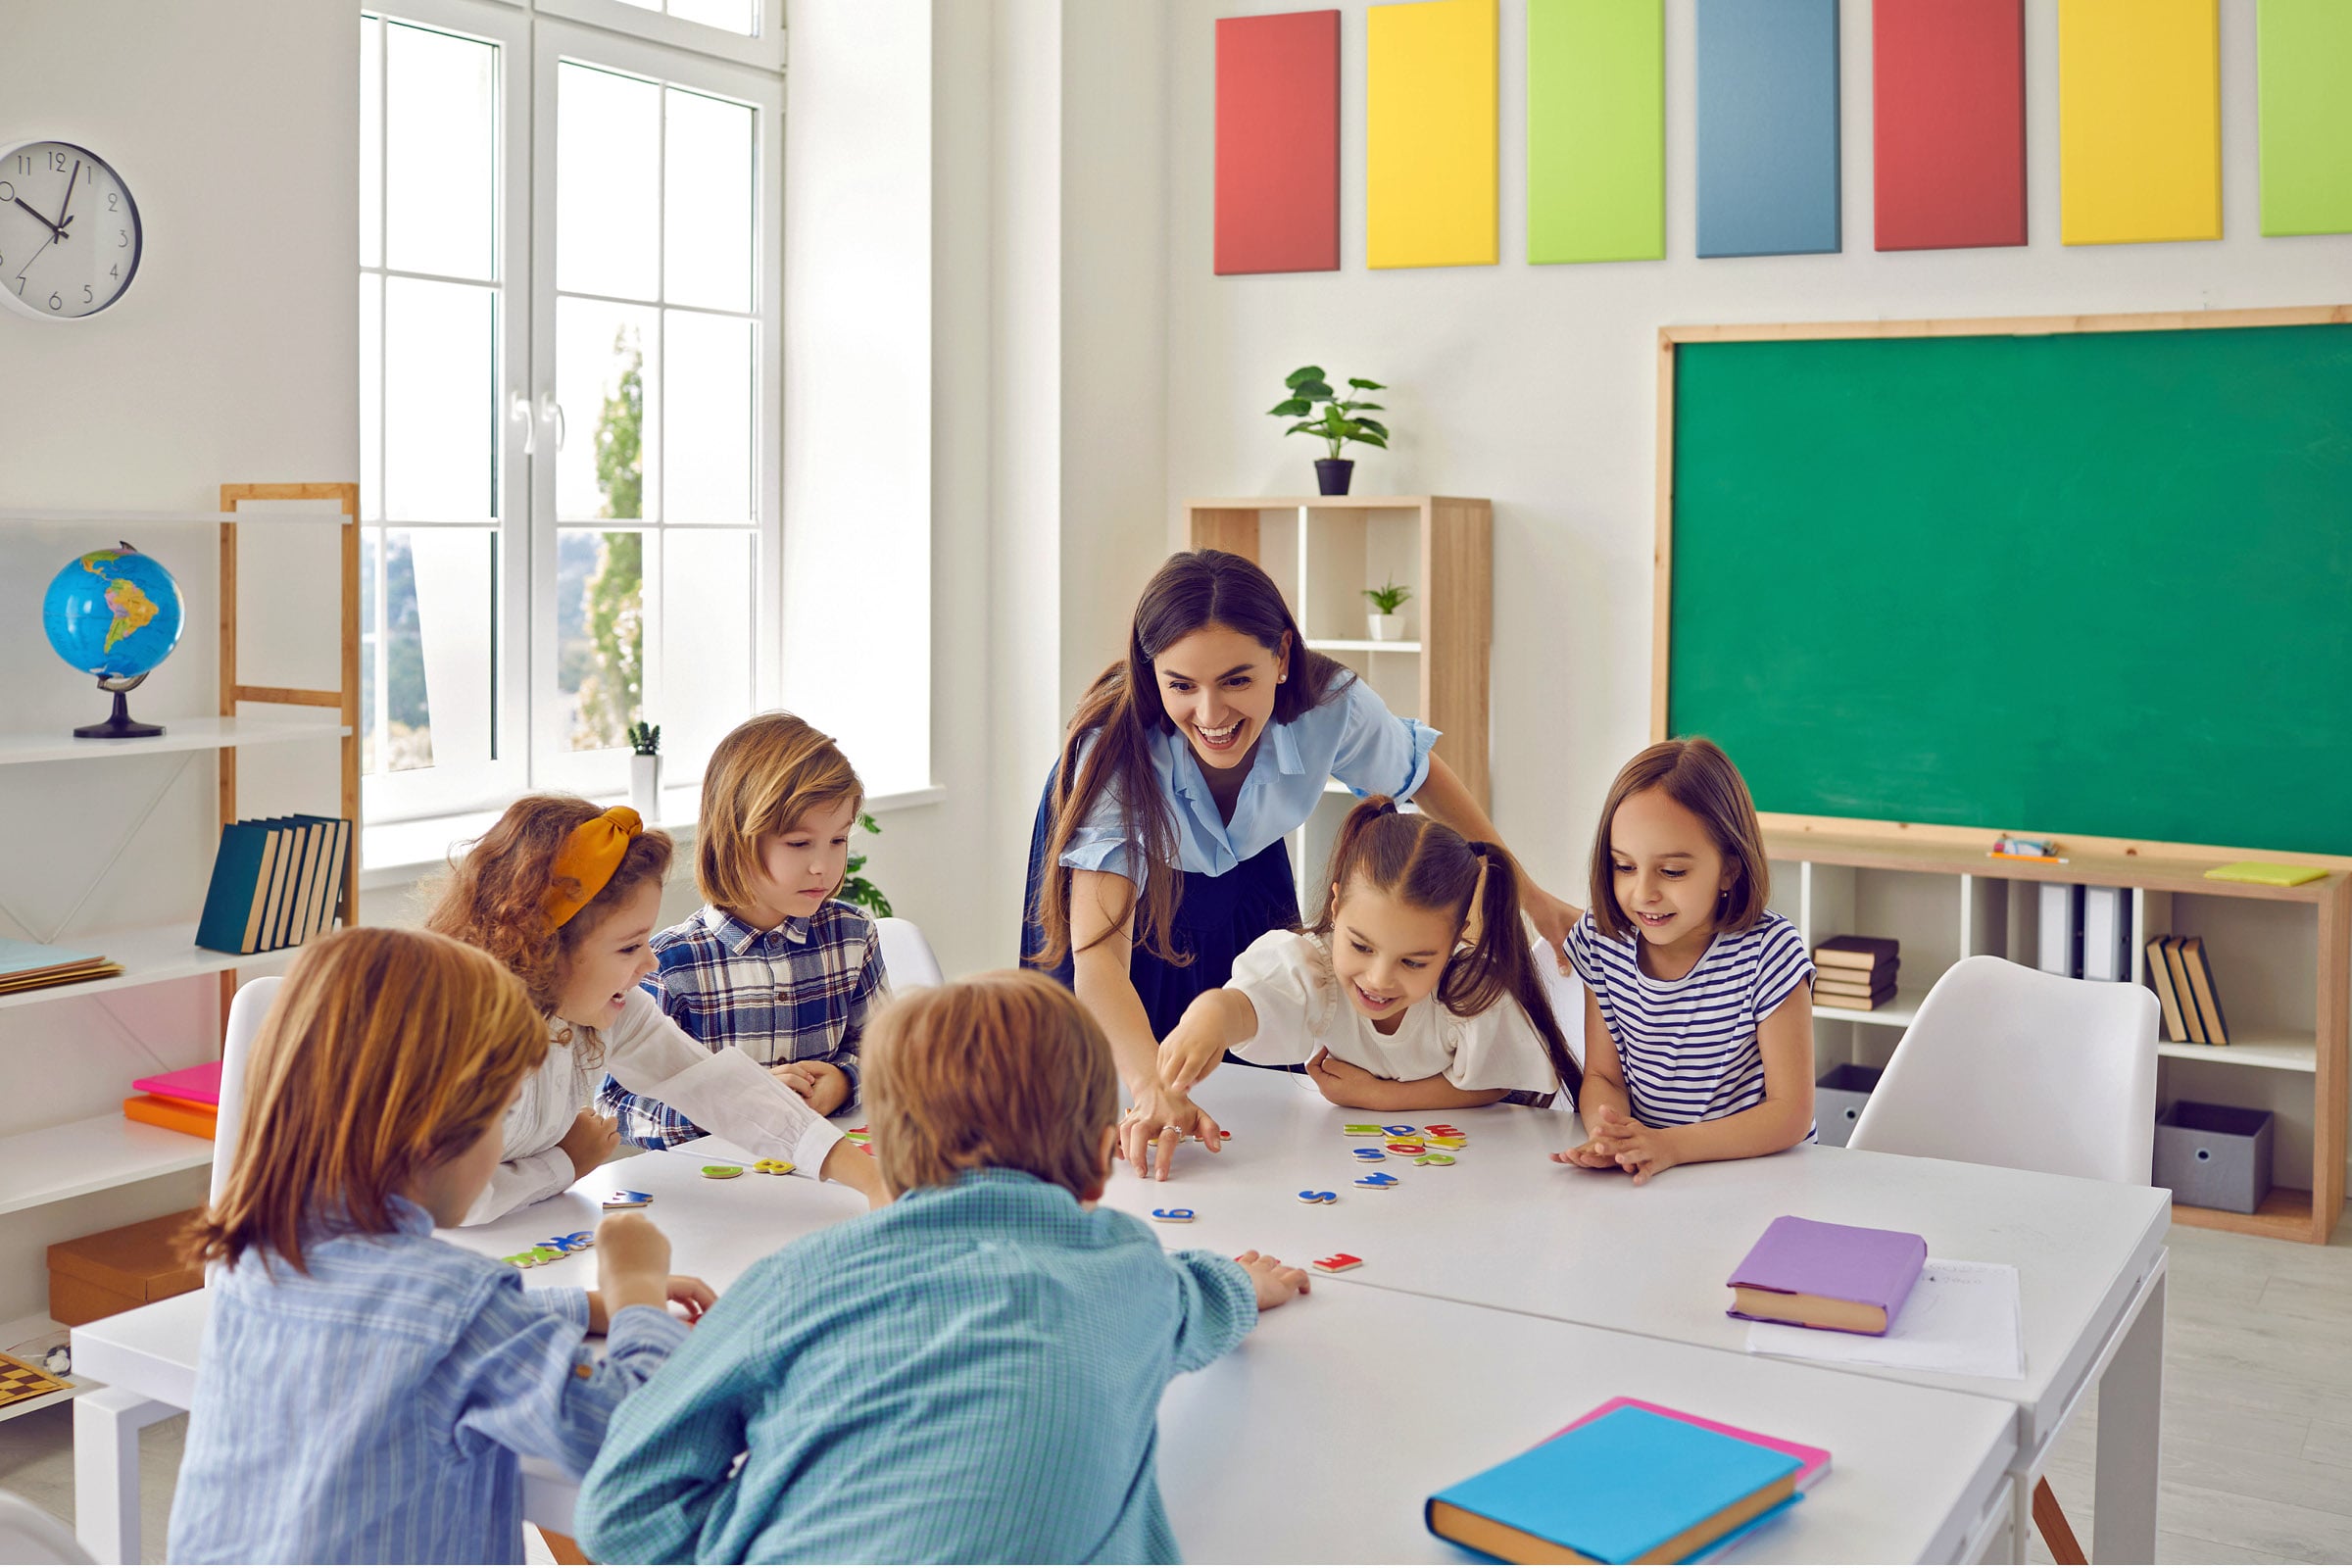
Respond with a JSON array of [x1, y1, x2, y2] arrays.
[[1269, 367, 1388, 496], [1363, 578, 1412, 642], [626, 720, 662, 821]]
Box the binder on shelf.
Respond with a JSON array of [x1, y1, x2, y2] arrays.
[[2082, 887, 2130, 983], [2037, 883, 2084, 978]]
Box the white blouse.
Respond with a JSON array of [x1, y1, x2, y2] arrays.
[[464, 988, 843, 1225], [1224, 930, 1560, 1099]]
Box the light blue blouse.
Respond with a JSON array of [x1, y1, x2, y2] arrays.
[[1058, 675, 1439, 884]]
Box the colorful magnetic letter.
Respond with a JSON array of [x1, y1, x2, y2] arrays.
[[1151, 1207, 1198, 1224], [1527, 0, 1664, 264], [1384, 1142, 1427, 1155], [1214, 10, 1341, 274], [2257, 0, 2352, 236], [2058, 0, 2220, 245], [1367, 0, 1498, 269], [1297, 1190, 1339, 1204], [1354, 1171, 1400, 1189], [1352, 1149, 1387, 1162], [1413, 1152, 1458, 1166], [1873, 0, 2025, 251], [1311, 1252, 1365, 1274], [1421, 1124, 1462, 1138], [1380, 1125, 1417, 1137], [752, 1158, 795, 1176], [702, 1164, 744, 1179], [602, 1191, 653, 1209], [1343, 1123, 1385, 1136], [1695, 0, 1841, 258]]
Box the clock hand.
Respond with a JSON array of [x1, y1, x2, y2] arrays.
[[11, 196, 66, 242], [55, 160, 80, 231], [15, 229, 57, 285]]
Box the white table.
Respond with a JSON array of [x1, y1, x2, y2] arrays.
[[1099, 1066, 2171, 1564]]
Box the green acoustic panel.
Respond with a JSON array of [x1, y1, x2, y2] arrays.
[[1528, 0, 1665, 264], [1667, 321, 2352, 855], [2258, 0, 2352, 236]]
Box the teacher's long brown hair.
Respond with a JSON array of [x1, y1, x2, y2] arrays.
[[1028, 549, 1351, 969]]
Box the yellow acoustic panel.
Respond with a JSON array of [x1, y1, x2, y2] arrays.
[[2058, 0, 2221, 245], [1368, 0, 1498, 268]]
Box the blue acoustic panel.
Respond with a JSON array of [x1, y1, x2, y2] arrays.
[[1696, 0, 1842, 257]]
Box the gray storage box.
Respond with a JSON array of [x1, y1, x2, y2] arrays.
[[1815, 1063, 1884, 1149], [2154, 1101, 2274, 1214]]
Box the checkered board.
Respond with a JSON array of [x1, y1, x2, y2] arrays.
[[0, 1351, 68, 1410]]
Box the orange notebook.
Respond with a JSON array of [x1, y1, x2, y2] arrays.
[[123, 1095, 216, 1140]]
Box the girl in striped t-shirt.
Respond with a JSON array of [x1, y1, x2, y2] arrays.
[[1554, 739, 1815, 1184]]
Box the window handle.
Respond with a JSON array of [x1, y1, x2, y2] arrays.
[[510, 392, 536, 456], [543, 395, 567, 452]]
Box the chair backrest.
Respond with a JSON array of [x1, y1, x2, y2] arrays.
[[0, 1491, 94, 1563], [875, 916, 944, 990], [211, 974, 284, 1204], [1848, 954, 2159, 1186]]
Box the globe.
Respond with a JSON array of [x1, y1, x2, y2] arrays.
[[42, 542, 184, 739]]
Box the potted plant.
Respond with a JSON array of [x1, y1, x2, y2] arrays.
[[1269, 367, 1388, 496], [840, 812, 893, 917], [1363, 578, 1411, 642], [625, 721, 661, 821]]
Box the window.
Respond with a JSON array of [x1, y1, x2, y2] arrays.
[[359, 0, 781, 840]]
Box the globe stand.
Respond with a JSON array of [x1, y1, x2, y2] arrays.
[[74, 677, 163, 740]]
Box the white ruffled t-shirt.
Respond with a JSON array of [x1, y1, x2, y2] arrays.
[[1225, 929, 1560, 1101]]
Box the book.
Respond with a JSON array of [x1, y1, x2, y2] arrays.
[[1426, 1405, 1801, 1564], [2205, 861, 2326, 888], [2180, 937, 2230, 1046], [283, 817, 325, 947], [1554, 1399, 1832, 1494], [312, 816, 350, 936], [2037, 883, 2083, 977], [1812, 935, 1897, 974], [1814, 982, 1897, 1009], [1725, 1215, 1927, 1337], [257, 820, 301, 951], [0, 939, 121, 994], [122, 1095, 216, 1140], [2082, 887, 2130, 983], [2163, 938, 2206, 1045], [131, 1060, 222, 1108], [1814, 956, 1898, 981], [2146, 938, 2189, 1043], [194, 821, 270, 955]]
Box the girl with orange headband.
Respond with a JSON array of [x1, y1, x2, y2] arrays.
[[425, 797, 885, 1221]]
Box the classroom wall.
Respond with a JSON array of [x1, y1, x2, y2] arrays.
[[1157, 0, 2352, 1185]]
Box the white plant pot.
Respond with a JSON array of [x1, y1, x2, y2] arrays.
[[630, 753, 662, 822], [1368, 612, 1403, 642]]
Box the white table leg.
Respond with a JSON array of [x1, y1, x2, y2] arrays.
[[2010, 1471, 2033, 1565], [74, 1386, 179, 1565], [2091, 1265, 2165, 1563]]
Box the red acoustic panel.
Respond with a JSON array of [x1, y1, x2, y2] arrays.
[[1215, 10, 1341, 274], [1873, 0, 2027, 250]]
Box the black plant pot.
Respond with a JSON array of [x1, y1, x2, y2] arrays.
[[1315, 458, 1354, 497]]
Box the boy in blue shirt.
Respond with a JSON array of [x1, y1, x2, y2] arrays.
[[577, 970, 1311, 1564]]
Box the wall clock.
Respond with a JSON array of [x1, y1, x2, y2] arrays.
[[0, 139, 142, 320]]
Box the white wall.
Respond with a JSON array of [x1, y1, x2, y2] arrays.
[[0, 0, 360, 1319]]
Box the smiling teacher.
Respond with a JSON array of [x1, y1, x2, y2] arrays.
[[1023, 550, 1579, 1180]]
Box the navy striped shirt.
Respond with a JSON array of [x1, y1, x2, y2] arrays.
[[1567, 909, 1815, 1134]]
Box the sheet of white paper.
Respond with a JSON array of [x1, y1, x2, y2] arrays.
[[1743, 1258, 2025, 1380]]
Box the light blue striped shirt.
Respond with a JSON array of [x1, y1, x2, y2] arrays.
[[1568, 909, 1817, 1136], [577, 1168, 1259, 1564], [169, 1197, 689, 1565], [1060, 675, 1439, 884]]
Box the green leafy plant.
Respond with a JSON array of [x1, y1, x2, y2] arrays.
[[625, 721, 661, 757], [1362, 578, 1412, 615], [839, 811, 893, 918], [1268, 367, 1389, 461]]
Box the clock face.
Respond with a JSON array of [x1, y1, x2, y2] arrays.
[[0, 140, 141, 320]]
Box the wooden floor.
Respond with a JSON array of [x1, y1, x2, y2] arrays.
[[0, 1211, 2344, 1564]]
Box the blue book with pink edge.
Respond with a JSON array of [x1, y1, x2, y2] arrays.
[[1426, 1404, 1811, 1563]]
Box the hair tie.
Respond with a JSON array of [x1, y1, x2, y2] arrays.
[[546, 806, 644, 929]]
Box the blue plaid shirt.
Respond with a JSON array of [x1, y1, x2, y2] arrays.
[[599, 901, 888, 1149], [576, 1169, 1258, 1564], [168, 1197, 687, 1565]]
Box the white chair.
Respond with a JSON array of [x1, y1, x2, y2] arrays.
[[0, 1491, 95, 1563], [875, 916, 944, 990], [211, 974, 283, 1202], [1847, 953, 2159, 1565], [1531, 931, 1587, 1071]]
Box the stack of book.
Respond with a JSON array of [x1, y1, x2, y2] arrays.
[[2145, 935, 2230, 1046], [1426, 1400, 1825, 1563], [0, 938, 122, 998], [195, 815, 352, 956], [122, 1060, 220, 1140], [1725, 1215, 1927, 1336], [1812, 936, 1898, 1011]]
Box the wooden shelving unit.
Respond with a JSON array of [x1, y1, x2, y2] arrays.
[[1772, 830, 2349, 1245]]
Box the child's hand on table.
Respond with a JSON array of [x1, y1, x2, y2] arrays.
[[1234, 1250, 1310, 1309], [558, 1109, 620, 1180], [1552, 1105, 1680, 1186], [1303, 1047, 1382, 1107], [772, 1058, 850, 1115], [1155, 1011, 1229, 1095], [662, 1274, 717, 1324]]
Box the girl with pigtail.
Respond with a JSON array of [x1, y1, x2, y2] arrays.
[[1155, 797, 1581, 1111]]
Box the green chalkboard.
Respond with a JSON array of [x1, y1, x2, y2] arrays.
[[1667, 317, 2352, 856]]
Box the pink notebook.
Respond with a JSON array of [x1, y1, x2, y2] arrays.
[[131, 1059, 223, 1107], [1553, 1397, 1832, 1492]]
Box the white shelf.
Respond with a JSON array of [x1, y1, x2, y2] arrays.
[[0, 1311, 84, 1425], [0, 924, 300, 1013], [0, 714, 348, 767], [0, 1113, 212, 1217], [1305, 639, 1421, 653], [0, 507, 344, 524], [1813, 980, 1926, 1027], [2157, 1029, 2317, 1073]]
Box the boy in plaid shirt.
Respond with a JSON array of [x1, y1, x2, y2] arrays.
[[601, 713, 890, 1146]]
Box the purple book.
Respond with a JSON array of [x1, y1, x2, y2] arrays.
[[1726, 1215, 1927, 1337]]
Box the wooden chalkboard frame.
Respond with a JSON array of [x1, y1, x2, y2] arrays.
[[1652, 302, 2352, 871]]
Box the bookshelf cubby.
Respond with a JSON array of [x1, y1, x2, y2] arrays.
[[1769, 831, 2349, 1244]]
